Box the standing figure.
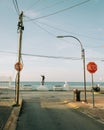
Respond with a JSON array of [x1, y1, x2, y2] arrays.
[[41, 75, 45, 86]]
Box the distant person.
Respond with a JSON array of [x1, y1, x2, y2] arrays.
[[41, 75, 45, 86]]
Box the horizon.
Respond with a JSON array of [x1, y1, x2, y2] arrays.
[[0, 0, 104, 82]]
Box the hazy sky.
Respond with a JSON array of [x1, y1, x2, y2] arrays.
[[0, 0, 104, 82]]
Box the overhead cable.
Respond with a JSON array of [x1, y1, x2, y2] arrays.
[[26, 0, 90, 21], [25, 0, 42, 13], [31, 20, 56, 37], [35, 20, 104, 42], [0, 50, 104, 61], [0, 50, 81, 60], [35, 0, 66, 12], [22, 53, 81, 60], [12, 0, 20, 15]]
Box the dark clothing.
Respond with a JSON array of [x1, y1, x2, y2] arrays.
[[41, 75, 45, 85]]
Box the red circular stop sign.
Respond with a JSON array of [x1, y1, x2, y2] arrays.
[[87, 62, 97, 73], [15, 62, 23, 71]]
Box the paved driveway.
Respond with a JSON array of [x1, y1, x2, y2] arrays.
[[16, 92, 104, 130]]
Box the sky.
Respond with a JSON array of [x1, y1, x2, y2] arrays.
[[0, 0, 104, 82]]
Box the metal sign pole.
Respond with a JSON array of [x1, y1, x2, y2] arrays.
[[87, 62, 97, 108], [91, 73, 95, 108]]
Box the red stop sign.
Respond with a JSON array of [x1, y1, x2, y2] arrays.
[[15, 62, 23, 71], [87, 62, 97, 73]]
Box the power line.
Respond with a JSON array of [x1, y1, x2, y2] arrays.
[[12, 0, 20, 15], [24, 17, 78, 47], [25, 0, 42, 13], [22, 53, 81, 60], [25, 18, 104, 49], [26, 0, 90, 21], [24, 16, 104, 50], [29, 20, 82, 48], [35, 0, 66, 12], [31, 20, 56, 37], [25, 16, 59, 37], [0, 50, 81, 60], [25, 16, 104, 45], [34, 20, 104, 42], [0, 50, 104, 61]]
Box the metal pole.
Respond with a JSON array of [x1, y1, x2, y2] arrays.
[[82, 49, 87, 102], [16, 11, 24, 105], [57, 35, 87, 101], [91, 73, 95, 108]]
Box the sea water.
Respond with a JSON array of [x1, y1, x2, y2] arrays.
[[9, 81, 104, 90], [0, 81, 104, 90]]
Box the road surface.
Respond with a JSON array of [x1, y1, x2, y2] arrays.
[[16, 91, 104, 130]]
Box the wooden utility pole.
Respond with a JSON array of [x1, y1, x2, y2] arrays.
[[16, 11, 24, 105]]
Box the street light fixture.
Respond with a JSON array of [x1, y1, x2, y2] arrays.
[[57, 35, 87, 102]]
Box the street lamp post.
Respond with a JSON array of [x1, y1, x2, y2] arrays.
[[57, 35, 87, 102]]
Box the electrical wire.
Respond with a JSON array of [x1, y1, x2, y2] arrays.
[[0, 50, 81, 60], [34, 20, 104, 42], [31, 20, 56, 37], [24, 0, 103, 48], [22, 53, 81, 60], [0, 50, 104, 61], [26, 0, 90, 21], [25, 0, 42, 13], [35, 0, 66, 12], [25, 16, 104, 51], [15, 0, 20, 13], [12, 0, 20, 15], [24, 16, 80, 48], [30, 20, 82, 48], [25, 16, 104, 49]]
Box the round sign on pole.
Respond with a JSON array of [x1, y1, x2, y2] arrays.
[[87, 62, 97, 73], [15, 62, 23, 71]]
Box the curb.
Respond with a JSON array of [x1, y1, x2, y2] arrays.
[[3, 99, 23, 130]]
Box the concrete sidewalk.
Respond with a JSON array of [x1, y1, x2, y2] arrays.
[[0, 99, 22, 130], [0, 99, 14, 130], [66, 93, 104, 124]]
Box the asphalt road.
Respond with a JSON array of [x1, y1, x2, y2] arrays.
[[16, 91, 104, 130]]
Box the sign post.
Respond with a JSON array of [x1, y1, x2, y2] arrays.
[[87, 62, 97, 108]]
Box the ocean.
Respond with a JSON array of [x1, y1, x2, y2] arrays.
[[0, 81, 104, 90], [10, 81, 104, 90]]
